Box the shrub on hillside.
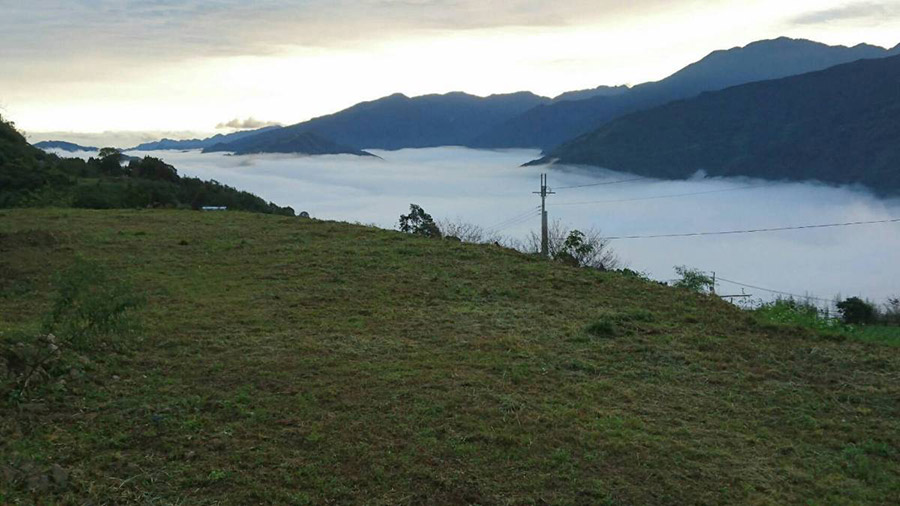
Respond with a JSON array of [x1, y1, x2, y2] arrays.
[[399, 204, 442, 238], [837, 297, 877, 325], [673, 266, 715, 294], [437, 219, 501, 244], [883, 297, 900, 325], [524, 220, 619, 270], [1, 259, 143, 402]]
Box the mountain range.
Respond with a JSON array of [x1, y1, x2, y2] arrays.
[[210, 91, 550, 152], [129, 126, 281, 151], [34, 140, 98, 152], [531, 54, 900, 194], [57, 36, 900, 193], [200, 37, 899, 157], [471, 37, 900, 150], [204, 130, 375, 157]]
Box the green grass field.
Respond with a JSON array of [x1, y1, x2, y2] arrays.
[[2, 209, 898, 504]]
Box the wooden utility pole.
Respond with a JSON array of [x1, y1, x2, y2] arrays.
[[534, 173, 555, 257]]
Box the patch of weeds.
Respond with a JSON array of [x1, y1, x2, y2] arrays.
[[0, 264, 33, 298], [617, 309, 654, 323], [586, 319, 617, 338], [841, 444, 890, 483], [754, 299, 900, 346], [1, 258, 143, 403], [550, 448, 572, 468], [0, 230, 59, 251], [207, 469, 230, 483]]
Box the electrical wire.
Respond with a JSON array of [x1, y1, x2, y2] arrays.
[[602, 217, 900, 241], [716, 276, 838, 304], [489, 209, 543, 234], [553, 177, 647, 190], [484, 207, 542, 233]]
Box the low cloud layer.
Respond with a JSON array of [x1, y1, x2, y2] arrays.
[[118, 147, 900, 305], [216, 118, 281, 130]]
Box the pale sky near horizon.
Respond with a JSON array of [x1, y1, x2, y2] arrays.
[[2, 0, 899, 137]]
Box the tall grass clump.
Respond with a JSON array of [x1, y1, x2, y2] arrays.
[[1, 259, 143, 402]]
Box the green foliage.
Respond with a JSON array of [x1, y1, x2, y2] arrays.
[[43, 259, 143, 351], [754, 299, 844, 334], [753, 298, 900, 346], [0, 117, 294, 215], [554, 230, 593, 267], [527, 220, 618, 270], [585, 318, 617, 338], [129, 156, 179, 182], [399, 204, 441, 238], [883, 297, 900, 326], [1, 259, 143, 402], [837, 297, 877, 325], [673, 266, 714, 293]]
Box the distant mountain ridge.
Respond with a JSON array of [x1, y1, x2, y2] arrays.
[[552, 85, 630, 103], [129, 126, 282, 151], [125, 37, 900, 167], [34, 140, 98, 152], [472, 37, 900, 151], [204, 131, 375, 157], [207, 91, 550, 153], [531, 54, 900, 195]]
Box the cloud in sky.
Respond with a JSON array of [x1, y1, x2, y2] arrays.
[[4, 0, 900, 133], [1, 0, 669, 60], [215, 118, 281, 130], [792, 2, 900, 25]]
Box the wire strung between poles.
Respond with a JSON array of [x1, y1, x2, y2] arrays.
[[601, 217, 900, 241]]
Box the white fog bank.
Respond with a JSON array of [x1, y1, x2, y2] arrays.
[[125, 147, 900, 305]]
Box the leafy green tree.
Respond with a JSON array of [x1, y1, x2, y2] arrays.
[[97, 147, 126, 176], [673, 266, 715, 293], [837, 297, 876, 325], [399, 204, 442, 238], [130, 156, 179, 182], [555, 230, 596, 267]]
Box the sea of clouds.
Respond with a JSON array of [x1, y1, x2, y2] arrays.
[[102, 146, 900, 305]]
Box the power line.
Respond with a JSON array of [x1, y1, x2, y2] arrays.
[[553, 177, 646, 190], [602, 217, 900, 241], [551, 182, 777, 206], [485, 207, 541, 233], [716, 276, 837, 305], [491, 210, 542, 234], [485, 206, 540, 230]]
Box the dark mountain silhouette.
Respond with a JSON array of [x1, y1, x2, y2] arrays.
[[34, 141, 98, 152], [474, 37, 900, 151], [207, 91, 550, 153], [205, 130, 375, 157], [552, 85, 630, 103], [130, 126, 282, 151], [530, 55, 900, 194]]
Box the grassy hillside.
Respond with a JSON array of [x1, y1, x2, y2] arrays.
[[2, 209, 899, 504], [0, 116, 294, 214]]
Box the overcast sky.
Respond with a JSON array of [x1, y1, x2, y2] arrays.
[[3, 0, 899, 135]]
